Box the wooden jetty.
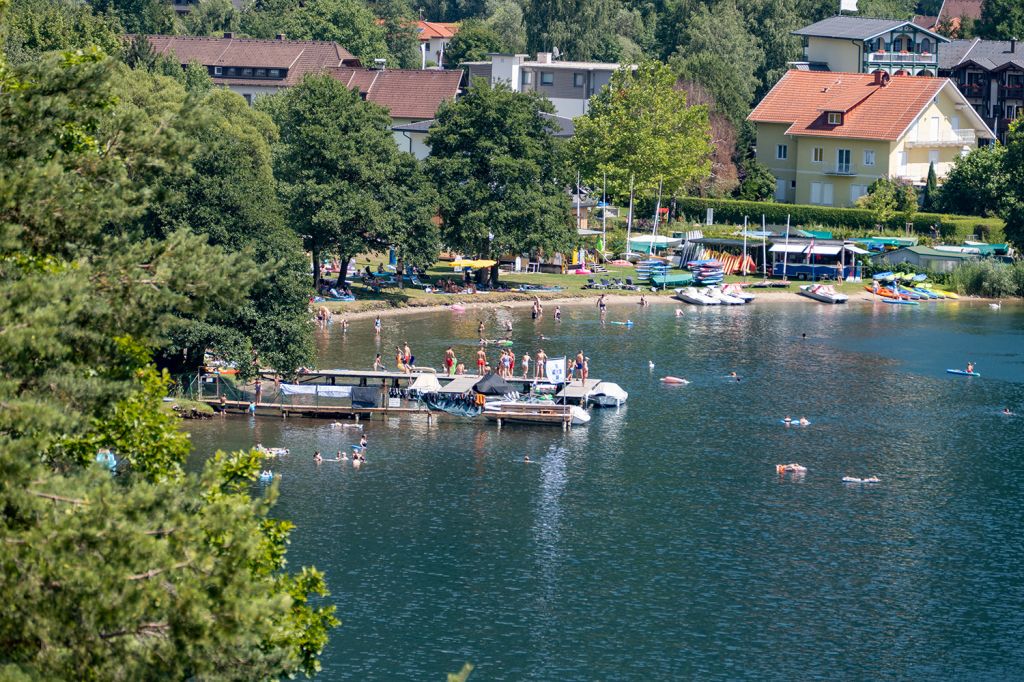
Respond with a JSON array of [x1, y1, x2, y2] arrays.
[[483, 402, 581, 430]]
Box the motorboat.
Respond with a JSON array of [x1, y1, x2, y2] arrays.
[[706, 286, 745, 305], [674, 287, 720, 305], [721, 283, 755, 303], [482, 400, 591, 426], [587, 381, 628, 407], [798, 283, 848, 304]]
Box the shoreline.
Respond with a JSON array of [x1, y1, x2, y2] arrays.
[[327, 290, 1005, 321]]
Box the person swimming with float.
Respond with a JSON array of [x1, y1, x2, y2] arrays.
[[783, 415, 792, 425], [798, 417, 809, 426]]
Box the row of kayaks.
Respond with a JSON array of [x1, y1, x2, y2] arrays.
[[674, 285, 754, 306], [869, 272, 960, 303]]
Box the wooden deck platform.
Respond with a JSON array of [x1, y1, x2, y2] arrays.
[[555, 379, 601, 401], [483, 402, 576, 430]]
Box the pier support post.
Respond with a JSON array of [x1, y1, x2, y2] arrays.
[[497, 418, 502, 430]]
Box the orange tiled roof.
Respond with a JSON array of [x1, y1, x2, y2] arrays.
[[326, 67, 463, 119], [417, 21, 460, 40], [748, 70, 947, 141]]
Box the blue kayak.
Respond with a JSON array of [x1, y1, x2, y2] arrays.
[[947, 369, 981, 377], [883, 298, 918, 306]]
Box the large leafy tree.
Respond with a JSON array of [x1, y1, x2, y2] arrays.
[[85, 0, 177, 34], [0, 25, 337, 677], [524, 0, 623, 61], [977, 0, 1024, 39], [671, 0, 763, 130], [3, 0, 125, 65], [262, 74, 439, 288], [445, 18, 506, 66], [241, 0, 389, 63], [183, 0, 239, 36], [426, 79, 575, 271], [373, 0, 422, 68], [570, 61, 712, 203], [936, 144, 1008, 217], [1001, 119, 1024, 247]]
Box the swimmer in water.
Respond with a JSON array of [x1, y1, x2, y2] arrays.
[[1003, 407, 1014, 415], [524, 455, 531, 463], [798, 417, 809, 426], [675, 308, 684, 317], [729, 371, 738, 378], [314, 451, 323, 464], [783, 415, 792, 425]]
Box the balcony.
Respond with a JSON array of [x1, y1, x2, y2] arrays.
[[1000, 83, 1024, 100], [904, 129, 977, 147], [865, 51, 937, 65], [959, 82, 985, 97], [824, 163, 855, 175]]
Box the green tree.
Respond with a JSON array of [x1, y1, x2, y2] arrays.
[[85, 0, 177, 34], [859, 177, 917, 227], [936, 145, 1008, 216], [183, 0, 239, 36], [524, 0, 623, 62], [923, 161, 938, 211], [1001, 119, 1024, 246], [244, 0, 389, 63], [426, 79, 575, 278], [445, 18, 506, 66], [262, 74, 439, 288], [485, 0, 527, 54], [670, 0, 763, 129], [856, 0, 916, 19], [737, 0, 801, 100], [570, 61, 712, 204], [0, 25, 337, 677], [375, 0, 422, 69], [3, 0, 125, 65], [736, 158, 775, 201], [978, 0, 1024, 40]]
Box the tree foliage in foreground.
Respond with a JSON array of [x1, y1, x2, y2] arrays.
[[936, 145, 1008, 218], [426, 79, 575, 261], [570, 61, 712, 203], [1001, 118, 1024, 247], [0, 26, 337, 677], [262, 74, 439, 287]]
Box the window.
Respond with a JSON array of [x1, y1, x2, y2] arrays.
[[1008, 104, 1019, 119], [810, 182, 833, 205], [776, 144, 788, 160], [573, 72, 585, 88], [863, 149, 875, 166], [929, 150, 940, 164], [920, 38, 932, 54], [227, 67, 237, 76], [425, 42, 431, 51], [791, 180, 796, 188], [851, 185, 868, 203], [242, 68, 253, 77], [521, 71, 532, 85], [269, 69, 281, 78], [827, 112, 842, 125], [837, 148, 851, 174], [812, 147, 823, 163], [255, 68, 266, 77], [540, 71, 554, 86], [213, 66, 222, 75]]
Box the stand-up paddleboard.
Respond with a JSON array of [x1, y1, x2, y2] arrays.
[[947, 369, 981, 377], [660, 376, 689, 384], [882, 298, 918, 306], [608, 321, 634, 326]]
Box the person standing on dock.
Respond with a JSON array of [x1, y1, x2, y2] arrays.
[[254, 379, 263, 405], [574, 351, 585, 382], [445, 347, 456, 376], [535, 349, 547, 379], [403, 341, 414, 370], [521, 352, 531, 378], [582, 357, 589, 383], [395, 347, 406, 373], [477, 348, 487, 376]]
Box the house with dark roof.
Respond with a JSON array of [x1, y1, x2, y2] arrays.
[[792, 16, 948, 76], [147, 33, 360, 103], [939, 38, 1024, 142], [146, 33, 462, 150], [748, 70, 993, 206]]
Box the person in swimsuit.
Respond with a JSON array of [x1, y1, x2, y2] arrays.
[[374, 315, 381, 335], [477, 348, 487, 376], [575, 351, 585, 381], [1003, 407, 1014, 415], [373, 353, 384, 371], [582, 357, 589, 383], [456, 362, 466, 375], [478, 320, 486, 337], [521, 352, 531, 377], [554, 306, 561, 322], [395, 347, 405, 372], [445, 347, 456, 376], [798, 417, 809, 426], [535, 349, 547, 379], [967, 362, 975, 374], [314, 451, 323, 464], [597, 294, 606, 314]]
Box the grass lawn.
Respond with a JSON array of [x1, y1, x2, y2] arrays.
[[320, 261, 871, 315]]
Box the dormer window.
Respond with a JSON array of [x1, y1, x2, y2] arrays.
[[827, 112, 843, 125]]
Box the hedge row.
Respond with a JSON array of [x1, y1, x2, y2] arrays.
[[674, 197, 1005, 243]]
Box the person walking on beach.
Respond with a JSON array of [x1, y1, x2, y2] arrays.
[[522, 352, 531, 378], [535, 349, 547, 379], [477, 348, 487, 376]]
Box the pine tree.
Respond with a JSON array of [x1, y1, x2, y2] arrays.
[[924, 161, 938, 211]]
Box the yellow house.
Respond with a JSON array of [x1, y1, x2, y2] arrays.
[[748, 70, 994, 207]]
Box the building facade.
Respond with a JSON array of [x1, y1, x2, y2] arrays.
[[940, 38, 1024, 143], [416, 21, 459, 68], [748, 70, 994, 207], [792, 17, 948, 77], [463, 53, 623, 118]]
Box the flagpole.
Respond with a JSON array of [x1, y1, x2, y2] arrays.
[[762, 214, 767, 277], [783, 214, 790, 281], [742, 216, 748, 276], [626, 174, 634, 260], [650, 178, 662, 256], [601, 172, 607, 257]]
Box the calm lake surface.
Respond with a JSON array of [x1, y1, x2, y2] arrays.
[[186, 300, 1024, 680]]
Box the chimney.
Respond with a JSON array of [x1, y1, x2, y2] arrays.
[[536, 52, 552, 64], [223, 32, 233, 39], [873, 70, 883, 85], [372, 58, 387, 70], [1012, 37, 1018, 53], [276, 33, 286, 41]]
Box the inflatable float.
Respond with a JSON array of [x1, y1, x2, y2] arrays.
[[842, 476, 879, 484], [450, 304, 466, 312], [660, 376, 689, 384]]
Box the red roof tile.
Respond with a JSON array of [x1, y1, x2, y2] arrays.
[[417, 21, 460, 40], [938, 0, 984, 23], [326, 67, 463, 119], [748, 71, 947, 141], [146, 34, 359, 86]]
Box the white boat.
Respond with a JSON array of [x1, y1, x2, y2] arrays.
[[587, 381, 628, 407], [674, 287, 720, 305], [798, 283, 848, 304], [706, 286, 745, 305], [722, 283, 755, 303], [483, 401, 591, 426]]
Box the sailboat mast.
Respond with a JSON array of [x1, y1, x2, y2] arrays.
[[650, 179, 662, 256], [742, 216, 748, 276], [626, 174, 634, 259], [783, 214, 791, 281]]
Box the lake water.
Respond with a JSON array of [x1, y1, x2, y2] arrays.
[[186, 300, 1024, 680]]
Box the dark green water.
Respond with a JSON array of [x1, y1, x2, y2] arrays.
[[186, 301, 1024, 680]]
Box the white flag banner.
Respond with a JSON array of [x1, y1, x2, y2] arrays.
[[546, 357, 567, 384], [840, 0, 858, 11], [279, 384, 353, 398]]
